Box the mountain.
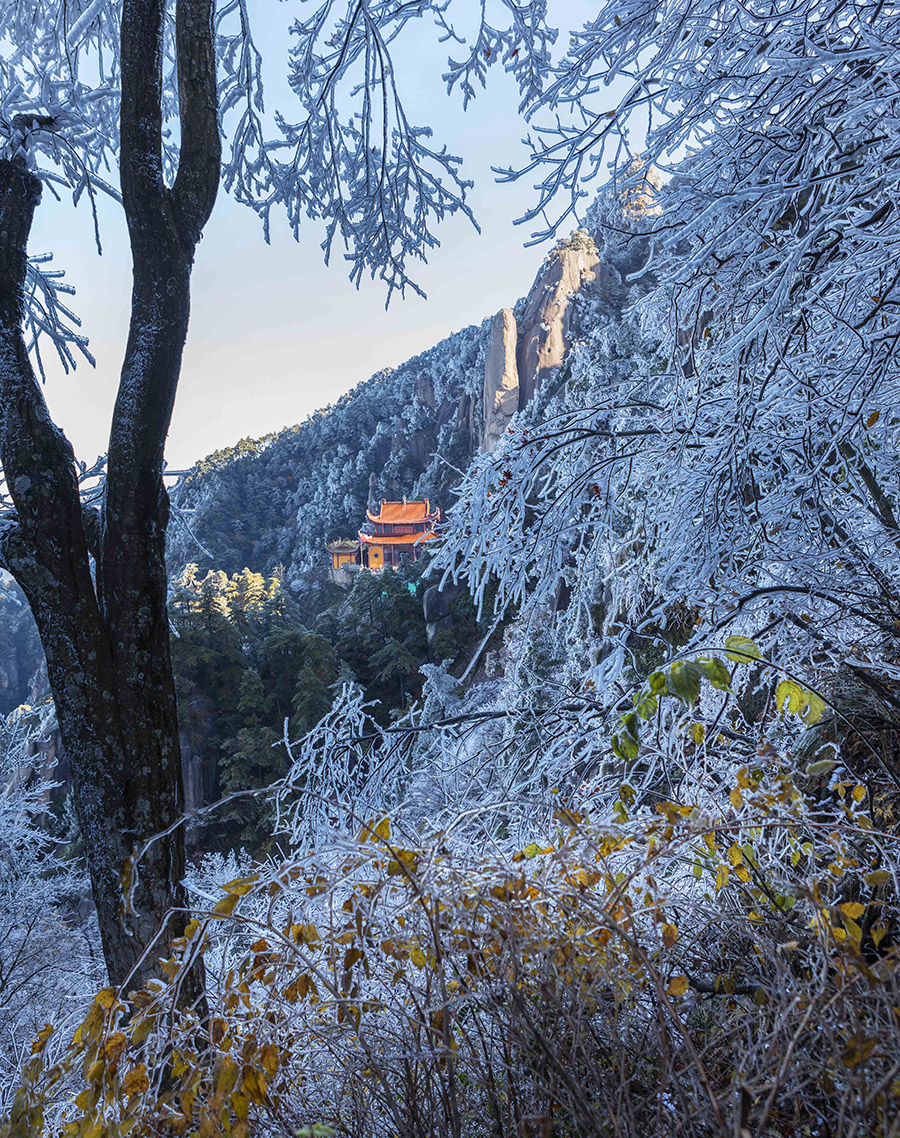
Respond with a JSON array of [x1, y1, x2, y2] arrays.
[[166, 219, 624, 603], [166, 321, 485, 584]]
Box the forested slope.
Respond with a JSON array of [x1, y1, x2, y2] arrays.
[[166, 321, 488, 582]]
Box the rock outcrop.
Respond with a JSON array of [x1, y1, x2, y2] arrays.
[[423, 581, 464, 647], [481, 231, 602, 451], [516, 231, 600, 409], [481, 308, 520, 451]]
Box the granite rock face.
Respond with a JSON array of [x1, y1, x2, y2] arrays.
[[481, 232, 602, 451], [481, 308, 520, 451], [515, 233, 601, 409]]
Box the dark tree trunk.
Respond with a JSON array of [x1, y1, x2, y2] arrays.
[[0, 0, 219, 998]]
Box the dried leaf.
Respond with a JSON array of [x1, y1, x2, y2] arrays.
[[122, 1064, 149, 1097]]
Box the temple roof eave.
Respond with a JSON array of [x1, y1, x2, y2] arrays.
[[358, 531, 438, 546]]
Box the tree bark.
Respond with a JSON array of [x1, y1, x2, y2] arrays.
[[0, 0, 219, 999]]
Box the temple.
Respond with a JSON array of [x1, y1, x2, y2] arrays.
[[325, 498, 440, 580]]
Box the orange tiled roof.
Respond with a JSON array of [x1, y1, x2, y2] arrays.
[[359, 531, 438, 546], [366, 499, 436, 524]]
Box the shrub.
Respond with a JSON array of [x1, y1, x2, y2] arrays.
[[6, 749, 899, 1138]]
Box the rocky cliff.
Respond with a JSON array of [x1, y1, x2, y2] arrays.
[[481, 229, 604, 450], [167, 318, 488, 591]]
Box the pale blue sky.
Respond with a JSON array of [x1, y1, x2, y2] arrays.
[[30, 1, 598, 471]]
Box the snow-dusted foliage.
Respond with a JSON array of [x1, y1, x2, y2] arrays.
[[0, 0, 557, 340], [13, 748, 900, 1137], [439, 0, 900, 747], [5, 3, 900, 1133], [0, 703, 103, 1104]]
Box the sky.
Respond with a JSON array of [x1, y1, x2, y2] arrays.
[[29, 1, 597, 472]]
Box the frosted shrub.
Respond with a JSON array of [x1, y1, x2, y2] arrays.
[[7, 720, 899, 1138]]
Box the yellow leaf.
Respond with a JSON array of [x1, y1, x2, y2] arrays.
[[666, 975, 689, 996], [662, 923, 678, 948], [78, 1001, 104, 1042], [242, 1068, 267, 1103], [776, 680, 826, 724], [359, 817, 391, 842], [690, 722, 705, 745], [231, 1090, 250, 1120], [724, 635, 762, 662], [865, 870, 891, 887], [840, 902, 866, 920], [871, 924, 887, 948], [212, 892, 241, 917], [387, 849, 420, 875], [806, 759, 837, 777], [852, 784, 866, 803], [122, 1064, 149, 1097], [775, 679, 806, 716], [222, 874, 259, 896], [260, 1043, 279, 1078], [729, 788, 743, 809], [867, 410, 880, 428], [716, 864, 729, 892], [409, 947, 427, 968], [802, 692, 826, 725], [727, 843, 743, 867], [291, 921, 320, 945], [344, 947, 363, 968], [95, 987, 117, 1010], [31, 1024, 54, 1055], [102, 1031, 127, 1063]]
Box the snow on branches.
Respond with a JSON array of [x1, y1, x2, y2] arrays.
[[439, 0, 900, 739]]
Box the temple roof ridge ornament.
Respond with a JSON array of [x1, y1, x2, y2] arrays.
[[365, 497, 439, 524]]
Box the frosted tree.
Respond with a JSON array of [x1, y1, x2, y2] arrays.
[[441, 0, 900, 746], [0, 0, 558, 996], [0, 702, 103, 1092]]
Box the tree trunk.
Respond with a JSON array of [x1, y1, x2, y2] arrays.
[[0, 0, 219, 999]]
